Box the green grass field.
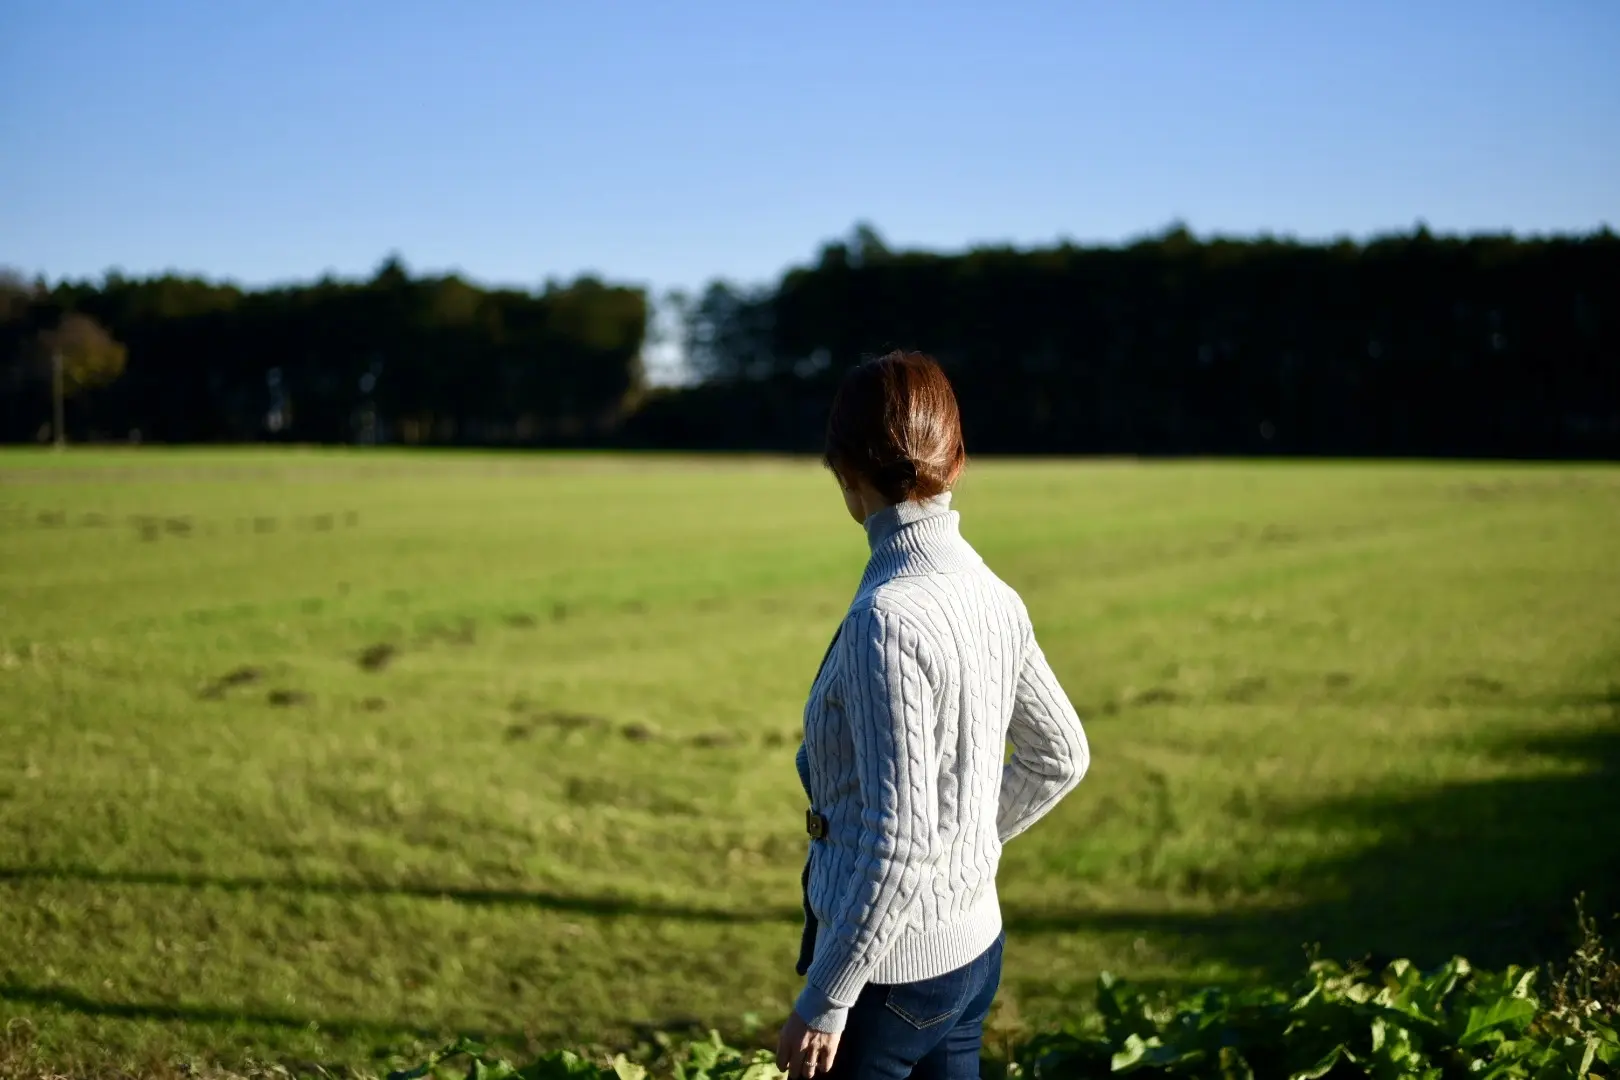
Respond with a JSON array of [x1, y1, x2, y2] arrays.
[[1, 451, 1617, 1075]]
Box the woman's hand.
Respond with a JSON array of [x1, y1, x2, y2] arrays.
[[776, 1011, 841, 1078]]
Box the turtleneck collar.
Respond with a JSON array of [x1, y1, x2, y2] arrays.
[[854, 491, 982, 599], [864, 491, 954, 551]]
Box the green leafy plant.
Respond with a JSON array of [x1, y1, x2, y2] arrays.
[[387, 1032, 784, 1080], [1014, 953, 1617, 1079], [387, 931, 1620, 1080]]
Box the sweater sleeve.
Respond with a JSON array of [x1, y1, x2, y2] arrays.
[[793, 605, 936, 1033], [997, 630, 1089, 843]]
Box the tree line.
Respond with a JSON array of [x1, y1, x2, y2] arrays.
[[635, 224, 1619, 458], [3, 226, 1617, 456], [0, 257, 647, 445]]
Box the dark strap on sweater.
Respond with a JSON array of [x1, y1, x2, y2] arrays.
[[796, 858, 817, 976], [796, 622, 843, 977]]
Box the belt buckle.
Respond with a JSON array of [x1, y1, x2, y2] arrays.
[[805, 808, 828, 840]]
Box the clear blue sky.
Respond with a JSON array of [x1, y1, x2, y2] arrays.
[[4, 1, 1617, 297]]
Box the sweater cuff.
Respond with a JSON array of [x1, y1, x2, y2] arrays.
[[793, 982, 851, 1034]]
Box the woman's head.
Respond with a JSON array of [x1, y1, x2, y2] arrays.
[[824, 350, 966, 520]]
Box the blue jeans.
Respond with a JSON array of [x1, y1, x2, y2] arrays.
[[826, 931, 1005, 1080]]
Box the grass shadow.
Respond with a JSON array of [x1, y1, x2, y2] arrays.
[[0, 865, 803, 925], [1011, 715, 1620, 979], [0, 980, 438, 1043]]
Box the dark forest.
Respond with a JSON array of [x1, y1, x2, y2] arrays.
[[4, 225, 1616, 457]]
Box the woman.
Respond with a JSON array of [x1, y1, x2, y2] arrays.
[[778, 351, 1090, 1079]]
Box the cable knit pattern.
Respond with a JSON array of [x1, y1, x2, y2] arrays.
[[793, 492, 1089, 1033]]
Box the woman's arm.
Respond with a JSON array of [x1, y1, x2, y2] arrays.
[[794, 604, 938, 1034], [998, 631, 1089, 843]]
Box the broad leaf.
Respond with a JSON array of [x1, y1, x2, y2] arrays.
[[468, 1058, 520, 1080], [520, 1051, 604, 1080], [1218, 1046, 1255, 1080], [1456, 996, 1537, 1047], [1110, 1033, 1150, 1071], [1289, 1043, 1351, 1080]]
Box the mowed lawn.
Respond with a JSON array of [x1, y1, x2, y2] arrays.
[[1, 451, 1617, 1073]]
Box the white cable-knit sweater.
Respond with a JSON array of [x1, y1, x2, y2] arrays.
[[792, 492, 1089, 1033]]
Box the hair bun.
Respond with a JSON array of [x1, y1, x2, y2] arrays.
[[823, 351, 965, 504]]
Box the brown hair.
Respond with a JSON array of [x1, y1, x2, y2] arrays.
[[824, 350, 966, 503]]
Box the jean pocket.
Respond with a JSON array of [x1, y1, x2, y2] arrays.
[[882, 968, 971, 1030]]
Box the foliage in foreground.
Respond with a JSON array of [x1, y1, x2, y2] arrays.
[[391, 930, 1619, 1080], [1017, 954, 1615, 1079], [387, 1032, 779, 1080]]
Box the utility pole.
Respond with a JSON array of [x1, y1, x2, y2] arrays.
[[52, 348, 66, 450]]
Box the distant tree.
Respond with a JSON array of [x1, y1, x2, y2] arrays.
[[33, 313, 127, 447], [0, 268, 34, 322], [40, 313, 128, 396], [0, 271, 41, 431], [847, 221, 891, 267], [681, 280, 774, 382], [372, 253, 411, 289]]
